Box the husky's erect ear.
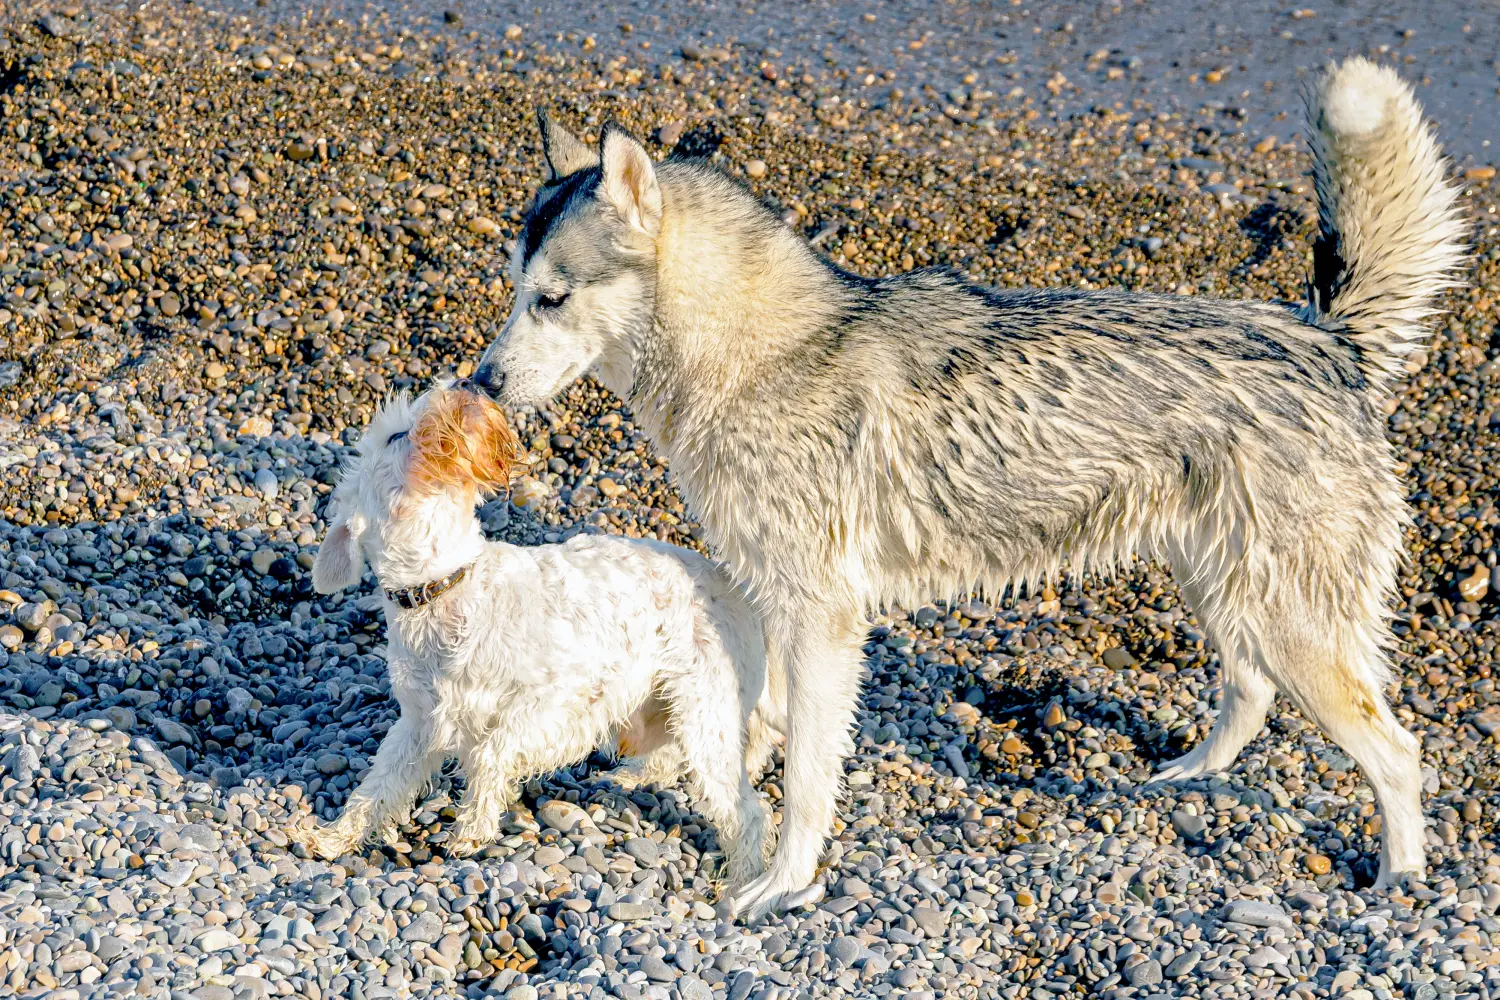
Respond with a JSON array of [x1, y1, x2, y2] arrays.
[[312, 511, 367, 593], [408, 387, 520, 498], [538, 109, 599, 181], [599, 123, 662, 238]]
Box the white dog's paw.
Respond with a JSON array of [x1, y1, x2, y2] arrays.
[[596, 764, 648, 791], [597, 755, 684, 792], [444, 835, 487, 858], [446, 818, 499, 857], [299, 819, 364, 861]]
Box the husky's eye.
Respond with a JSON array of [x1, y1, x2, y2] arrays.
[[386, 430, 409, 446], [536, 291, 569, 310]]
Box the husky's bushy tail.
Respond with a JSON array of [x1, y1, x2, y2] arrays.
[[1303, 57, 1467, 383]]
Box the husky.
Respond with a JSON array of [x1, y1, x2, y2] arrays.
[[471, 58, 1466, 918]]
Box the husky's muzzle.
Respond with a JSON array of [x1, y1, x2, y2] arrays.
[[461, 367, 506, 400]]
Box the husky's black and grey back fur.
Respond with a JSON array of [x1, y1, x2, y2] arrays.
[[476, 58, 1466, 917]]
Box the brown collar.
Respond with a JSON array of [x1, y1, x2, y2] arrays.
[[384, 565, 470, 610]]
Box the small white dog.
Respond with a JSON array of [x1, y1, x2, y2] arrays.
[[302, 383, 776, 883]]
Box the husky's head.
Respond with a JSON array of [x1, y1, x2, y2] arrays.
[[472, 113, 661, 405]]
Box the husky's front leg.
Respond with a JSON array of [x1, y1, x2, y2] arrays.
[[303, 716, 440, 860], [732, 613, 865, 921]]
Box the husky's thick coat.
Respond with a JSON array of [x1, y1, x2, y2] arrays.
[[304, 385, 774, 882], [473, 58, 1466, 917]]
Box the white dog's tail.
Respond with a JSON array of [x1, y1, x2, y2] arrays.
[[1302, 57, 1466, 385]]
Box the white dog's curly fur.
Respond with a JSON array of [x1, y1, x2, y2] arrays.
[[300, 384, 777, 884]]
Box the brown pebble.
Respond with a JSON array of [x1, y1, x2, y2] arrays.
[[1457, 565, 1489, 602]]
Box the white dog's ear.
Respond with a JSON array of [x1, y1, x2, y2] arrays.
[[312, 513, 367, 594], [599, 123, 662, 238], [538, 109, 598, 181]]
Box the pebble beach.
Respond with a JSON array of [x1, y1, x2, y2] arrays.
[[1, 3, 1499, 1000]]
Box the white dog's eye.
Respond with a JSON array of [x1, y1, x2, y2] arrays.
[[536, 291, 569, 310], [387, 430, 409, 445]]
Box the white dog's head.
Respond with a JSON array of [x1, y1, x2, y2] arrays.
[[470, 113, 662, 405], [311, 383, 520, 593]]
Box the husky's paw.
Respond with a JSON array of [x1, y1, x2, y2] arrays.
[[1147, 745, 1219, 785], [1372, 858, 1425, 893], [730, 865, 824, 923]]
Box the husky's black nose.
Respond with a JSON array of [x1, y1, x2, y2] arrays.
[[469, 364, 505, 399]]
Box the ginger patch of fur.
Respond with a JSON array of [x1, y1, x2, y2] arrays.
[[408, 388, 521, 498]]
